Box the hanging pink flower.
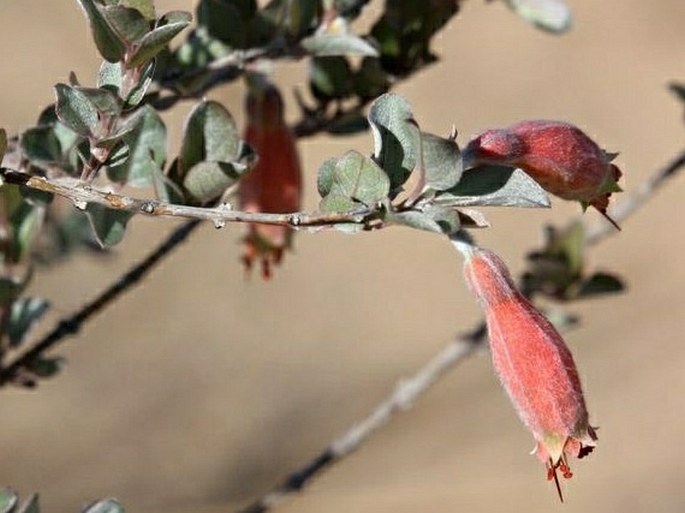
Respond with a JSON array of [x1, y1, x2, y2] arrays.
[[454, 240, 597, 500], [463, 120, 622, 228], [238, 76, 303, 279]]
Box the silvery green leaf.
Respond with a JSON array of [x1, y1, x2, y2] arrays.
[[302, 34, 378, 56], [368, 93, 419, 191], [504, 0, 572, 33], [422, 131, 462, 191], [75, 0, 127, 62], [435, 166, 550, 208]]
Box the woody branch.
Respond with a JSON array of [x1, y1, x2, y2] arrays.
[[236, 145, 685, 513], [0, 169, 379, 230]]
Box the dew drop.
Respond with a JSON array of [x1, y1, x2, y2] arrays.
[[213, 219, 226, 229], [73, 199, 87, 211]]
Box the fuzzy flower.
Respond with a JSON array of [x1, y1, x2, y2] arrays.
[[453, 240, 597, 500], [238, 75, 303, 279], [463, 120, 622, 228]]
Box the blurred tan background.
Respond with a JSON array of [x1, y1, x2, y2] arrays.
[[1, 1, 684, 512]]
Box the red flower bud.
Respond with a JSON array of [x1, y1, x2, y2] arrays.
[[454, 241, 597, 500], [463, 120, 622, 228], [238, 77, 303, 279]]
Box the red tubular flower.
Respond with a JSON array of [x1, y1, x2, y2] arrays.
[[238, 76, 303, 279], [463, 120, 622, 228], [454, 241, 597, 500]]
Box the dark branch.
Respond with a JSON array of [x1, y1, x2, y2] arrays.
[[0, 219, 202, 387]]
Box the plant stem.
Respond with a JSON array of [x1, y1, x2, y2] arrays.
[[0, 219, 201, 387], [234, 147, 685, 513], [0, 169, 378, 230], [239, 327, 486, 513]]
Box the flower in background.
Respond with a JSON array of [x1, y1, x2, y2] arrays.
[[453, 240, 597, 501], [238, 74, 303, 279]]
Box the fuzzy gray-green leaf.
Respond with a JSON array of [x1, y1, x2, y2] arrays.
[[108, 106, 167, 186], [122, 0, 156, 20], [11, 202, 45, 262], [316, 157, 337, 197], [368, 93, 419, 191], [422, 131, 462, 191], [86, 204, 133, 247], [75, 0, 127, 62], [435, 166, 550, 208], [97, 61, 123, 91], [127, 10, 191, 68], [326, 150, 390, 206], [388, 204, 460, 235], [54, 84, 100, 137], [183, 161, 247, 203], [103, 5, 150, 43], [180, 100, 240, 176]]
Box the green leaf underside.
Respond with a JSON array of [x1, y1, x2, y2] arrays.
[[11, 201, 45, 263], [54, 84, 100, 137], [9, 297, 50, 349], [435, 165, 550, 208], [127, 11, 191, 68], [316, 157, 337, 197], [97, 61, 122, 90], [388, 204, 460, 235], [86, 204, 134, 247], [151, 164, 184, 204], [122, 0, 156, 20], [108, 106, 167, 186], [21, 127, 63, 163], [103, 5, 150, 44], [78, 87, 121, 118], [368, 93, 419, 191]]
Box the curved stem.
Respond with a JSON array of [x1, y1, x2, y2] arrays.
[[234, 147, 685, 513]]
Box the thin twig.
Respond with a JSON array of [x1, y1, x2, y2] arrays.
[[151, 46, 277, 111], [0, 169, 378, 229], [239, 326, 486, 513], [236, 147, 685, 513], [0, 219, 202, 387], [584, 147, 685, 246]]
